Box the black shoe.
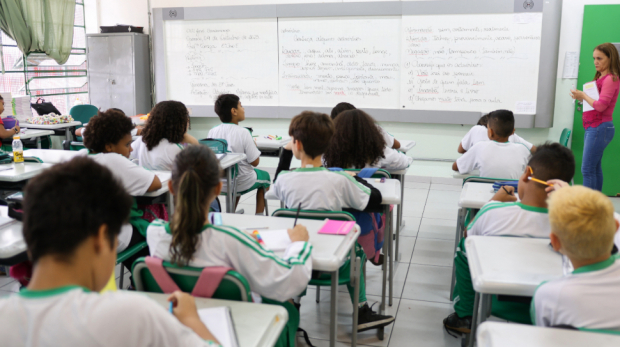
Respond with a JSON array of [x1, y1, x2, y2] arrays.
[[443, 312, 472, 335], [369, 254, 384, 266], [357, 303, 395, 332]]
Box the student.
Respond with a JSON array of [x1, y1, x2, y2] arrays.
[[130, 101, 199, 171], [208, 94, 270, 215], [457, 113, 536, 154], [83, 109, 162, 253], [0, 94, 20, 139], [147, 145, 312, 302], [267, 111, 395, 332], [452, 110, 531, 179], [324, 109, 412, 171], [443, 142, 575, 334], [531, 186, 620, 331], [0, 157, 219, 346], [76, 108, 143, 138], [331, 102, 401, 149]]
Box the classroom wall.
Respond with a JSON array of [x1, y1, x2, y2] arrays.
[[86, 0, 618, 176]]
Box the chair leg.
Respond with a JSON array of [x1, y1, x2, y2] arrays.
[[264, 196, 269, 216], [316, 285, 320, 303], [118, 264, 125, 289]]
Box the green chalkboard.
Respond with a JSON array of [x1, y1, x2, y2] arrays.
[[571, 5, 620, 195]]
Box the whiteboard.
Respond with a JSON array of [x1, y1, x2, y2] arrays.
[[400, 13, 543, 113], [164, 18, 279, 106], [278, 16, 401, 108]]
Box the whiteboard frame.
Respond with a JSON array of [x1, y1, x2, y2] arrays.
[[152, 0, 562, 128]]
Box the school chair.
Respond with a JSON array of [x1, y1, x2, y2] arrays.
[[199, 138, 269, 216], [68, 141, 86, 151], [115, 241, 149, 289], [65, 104, 98, 150], [272, 208, 371, 342], [559, 128, 572, 147]]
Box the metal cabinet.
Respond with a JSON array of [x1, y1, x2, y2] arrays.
[[86, 33, 151, 115]]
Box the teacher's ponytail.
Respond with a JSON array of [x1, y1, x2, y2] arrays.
[[594, 43, 620, 82]]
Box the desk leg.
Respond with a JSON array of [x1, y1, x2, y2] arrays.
[[350, 247, 359, 347], [225, 167, 233, 213], [329, 268, 338, 347], [480, 294, 492, 324], [65, 128, 73, 143], [36, 137, 42, 149], [381, 205, 389, 314], [468, 292, 480, 347], [450, 208, 466, 296], [395, 174, 404, 262], [388, 205, 393, 306], [166, 191, 174, 216]]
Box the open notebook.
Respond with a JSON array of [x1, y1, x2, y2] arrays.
[[258, 229, 292, 252], [198, 306, 239, 347]]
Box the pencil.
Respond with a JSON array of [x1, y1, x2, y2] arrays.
[[502, 186, 513, 195], [293, 203, 301, 227]]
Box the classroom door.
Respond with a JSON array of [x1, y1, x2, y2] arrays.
[[571, 5, 620, 196]]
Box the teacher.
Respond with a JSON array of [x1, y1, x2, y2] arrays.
[[571, 43, 620, 191]]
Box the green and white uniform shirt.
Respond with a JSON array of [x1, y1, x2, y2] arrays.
[[266, 167, 371, 211], [208, 123, 262, 192], [456, 140, 531, 179], [130, 137, 184, 171], [0, 286, 219, 347], [147, 221, 312, 302], [461, 125, 534, 151], [532, 254, 620, 331], [468, 202, 550, 238]]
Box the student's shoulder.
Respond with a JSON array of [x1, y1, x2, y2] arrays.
[[148, 219, 168, 232], [472, 201, 519, 222]]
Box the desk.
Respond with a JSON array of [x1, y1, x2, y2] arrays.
[[477, 321, 620, 347], [0, 162, 53, 192], [136, 171, 173, 215], [24, 121, 81, 144], [397, 140, 416, 153], [22, 149, 86, 164], [364, 178, 401, 315], [2, 129, 55, 149], [144, 292, 288, 347], [0, 206, 25, 266], [453, 170, 480, 179], [466, 236, 563, 347], [254, 135, 290, 155], [219, 214, 359, 347], [219, 153, 247, 213]]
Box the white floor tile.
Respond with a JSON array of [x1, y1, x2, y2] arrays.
[[422, 202, 458, 221], [401, 265, 452, 303], [403, 182, 430, 190], [397, 217, 421, 237], [0, 275, 16, 289], [410, 239, 455, 267], [394, 236, 416, 264], [426, 189, 461, 205], [430, 184, 463, 192], [389, 299, 461, 347], [417, 218, 458, 241], [360, 261, 409, 298]]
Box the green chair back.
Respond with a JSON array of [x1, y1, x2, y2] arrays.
[[199, 138, 229, 154], [131, 257, 252, 302], [69, 104, 98, 129], [559, 128, 572, 147]]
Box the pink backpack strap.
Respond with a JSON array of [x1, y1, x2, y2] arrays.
[[145, 256, 181, 294], [190, 267, 233, 298]]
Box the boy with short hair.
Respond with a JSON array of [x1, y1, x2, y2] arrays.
[[209, 94, 270, 214], [267, 111, 394, 332], [0, 157, 219, 346], [532, 186, 620, 331], [453, 110, 531, 179], [458, 113, 535, 154], [443, 142, 575, 334]]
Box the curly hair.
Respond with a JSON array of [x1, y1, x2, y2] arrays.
[[323, 109, 386, 169], [141, 100, 189, 150], [330, 102, 356, 120], [83, 109, 134, 153]]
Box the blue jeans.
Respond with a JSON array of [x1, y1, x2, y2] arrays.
[[582, 121, 615, 191]]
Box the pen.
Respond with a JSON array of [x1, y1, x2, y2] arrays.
[[502, 186, 513, 196], [293, 203, 301, 227], [169, 301, 174, 314]]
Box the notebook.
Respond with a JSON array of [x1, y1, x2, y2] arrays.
[[151, 170, 171, 183], [198, 306, 239, 347], [259, 229, 292, 251], [318, 220, 355, 235]]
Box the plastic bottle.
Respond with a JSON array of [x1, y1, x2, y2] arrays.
[[12, 135, 23, 165], [74, 97, 83, 106]]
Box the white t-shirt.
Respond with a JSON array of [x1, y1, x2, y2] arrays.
[[89, 152, 156, 251], [377, 125, 395, 149], [374, 147, 412, 171], [130, 137, 184, 171], [461, 125, 534, 151], [266, 167, 370, 211], [467, 201, 550, 238], [456, 141, 531, 179], [207, 124, 261, 192], [532, 254, 620, 331], [0, 286, 217, 347], [147, 221, 312, 302]]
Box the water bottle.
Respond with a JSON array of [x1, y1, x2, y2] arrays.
[[73, 97, 83, 106], [12, 135, 23, 165]]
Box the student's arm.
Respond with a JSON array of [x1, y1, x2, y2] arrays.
[[392, 139, 401, 149], [457, 143, 466, 154], [274, 148, 293, 182], [379, 147, 412, 171], [243, 130, 261, 167], [490, 186, 517, 202], [0, 124, 19, 139], [351, 175, 383, 213], [75, 127, 84, 137], [250, 157, 260, 167], [147, 175, 162, 192], [182, 133, 199, 146], [454, 146, 477, 174], [168, 291, 220, 343], [452, 161, 459, 171]]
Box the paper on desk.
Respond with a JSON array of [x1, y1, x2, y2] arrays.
[[582, 81, 599, 112], [514, 101, 536, 114], [152, 171, 171, 183], [562, 51, 579, 79], [259, 229, 292, 251], [198, 307, 239, 347]]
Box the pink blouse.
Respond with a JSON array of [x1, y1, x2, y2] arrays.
[[583, 74, 620, 129]]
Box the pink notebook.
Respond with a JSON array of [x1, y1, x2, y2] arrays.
[[318, 220, 355, 235]]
